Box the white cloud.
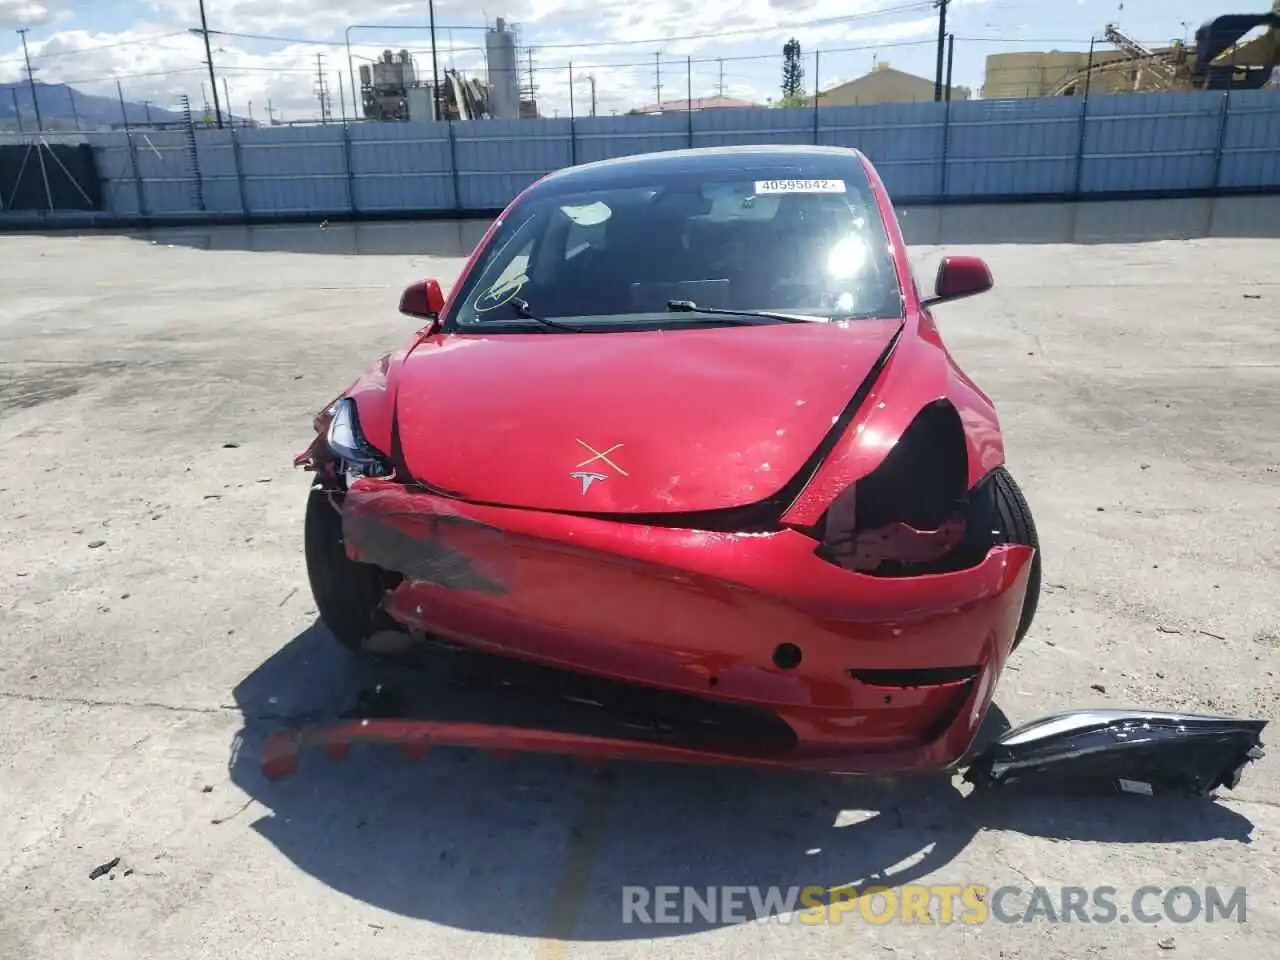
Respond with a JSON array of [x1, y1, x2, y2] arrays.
[[0, 0, 963, 120], [0, 0, 50, 28]]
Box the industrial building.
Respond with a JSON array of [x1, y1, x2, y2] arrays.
[[983, 46, 1149, 99], [816, 62, 970, 106], [359, 49, 418, 121], [354, 18, 535, 122], [485, 17, 523, 119], [983, 5, 1279, 98]]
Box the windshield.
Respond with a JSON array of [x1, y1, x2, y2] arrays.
[[445, 167, 904, 332]]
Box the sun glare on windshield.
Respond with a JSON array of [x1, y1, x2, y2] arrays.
[[451, 173, 903, 329]]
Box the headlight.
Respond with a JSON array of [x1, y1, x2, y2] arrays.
[[325, 398, 390, 477]]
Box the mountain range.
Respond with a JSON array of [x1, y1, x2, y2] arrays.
[[0, 80, 187, 130]]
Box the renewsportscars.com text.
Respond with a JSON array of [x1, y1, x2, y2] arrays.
[[621, 884, 1248, 925]]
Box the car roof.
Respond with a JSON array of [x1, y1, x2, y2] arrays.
[[531, 145, 873, 194]]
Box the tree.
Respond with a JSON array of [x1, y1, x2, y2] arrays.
[[780, 38, 806, 107]]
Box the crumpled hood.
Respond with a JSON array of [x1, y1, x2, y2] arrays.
[[390, 320, 901, 514]]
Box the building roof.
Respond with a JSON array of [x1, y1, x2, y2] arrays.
[[819, 63, 971, 100], [631, 95, 762, 113]]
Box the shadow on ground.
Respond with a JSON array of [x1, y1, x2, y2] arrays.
[[116, 194, 1280, 258], [225, 621, 1258, 940], [130, 218, 492, 257]]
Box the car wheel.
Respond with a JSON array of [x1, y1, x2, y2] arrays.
[[303, 486, 396, 653], [990, 467, 1041, 651]]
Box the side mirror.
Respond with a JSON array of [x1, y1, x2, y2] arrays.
[[922, 255, 992, 307], [399, 279, 446, 320]]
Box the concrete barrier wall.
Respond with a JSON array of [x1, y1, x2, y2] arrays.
[[5, 89, 1280, 226]]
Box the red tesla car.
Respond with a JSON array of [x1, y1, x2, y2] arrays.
[[291, 145, 1045, 777]]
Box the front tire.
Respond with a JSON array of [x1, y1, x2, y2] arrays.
[[303, 486, 394, 653], [989, 467, 1041, 651]]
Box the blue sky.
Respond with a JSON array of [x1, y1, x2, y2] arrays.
[[0, 0, 1269, 117]]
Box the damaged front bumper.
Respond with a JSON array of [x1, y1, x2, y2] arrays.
[[333, 478, 1037, 775], [261, 703, 1267, 799]]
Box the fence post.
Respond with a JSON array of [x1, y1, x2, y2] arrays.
[[1210, 87, 1233, 191], [341, 121, 357, 216], [940, 92, 953, 199], [124, 132, 148, 218], [229, 124, 249, 220], [812, 50, 821, 144], [1072, 93, 1090, 199], [447, 120, 462, 214], [687, 56, 694, 148], [569, 62, 578, 165]]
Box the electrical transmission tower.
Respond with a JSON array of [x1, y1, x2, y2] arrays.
[[314, 53, 333, 123]]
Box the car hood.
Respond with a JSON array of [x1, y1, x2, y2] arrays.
[[391, 320, 902, 514]]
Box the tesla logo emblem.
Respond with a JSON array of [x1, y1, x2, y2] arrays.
[[569, 471, 608, 494], [571, 439, 627, 494]]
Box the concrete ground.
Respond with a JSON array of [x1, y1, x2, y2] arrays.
[[1, 198, 1278, 960]]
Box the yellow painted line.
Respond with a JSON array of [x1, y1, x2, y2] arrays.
[[535, 769, 616, 960]]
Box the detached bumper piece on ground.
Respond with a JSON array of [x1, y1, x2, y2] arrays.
[[964, 710, 1268, 798]]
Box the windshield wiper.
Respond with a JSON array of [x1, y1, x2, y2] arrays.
[[509, 297, 588, 333], [666, 300, 819, 324]]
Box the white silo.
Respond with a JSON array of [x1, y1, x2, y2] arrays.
[[486, 18, 521, 120]]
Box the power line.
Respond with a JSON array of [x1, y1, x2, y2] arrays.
[[523, 3, 939, 49], [51, 2, 939, 66], [13, 31, 1184, 100], [531, 37, 939, 74], [0, 30, 190, 65], [55, 66, 207, 85]]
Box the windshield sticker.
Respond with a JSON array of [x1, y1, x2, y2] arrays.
[[753, 179, 847, 195], [473, 274, 528, 313]]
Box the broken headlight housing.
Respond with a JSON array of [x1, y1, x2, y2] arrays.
[[326, 397, 390, 479]]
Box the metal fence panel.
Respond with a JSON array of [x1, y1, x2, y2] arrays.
[[822, 102, 947, 199], [1079, 91, 1221, 193], [1217, 89, 1280, 189], [943, 98, 1081, 198], [350, 121, 454, 212], [453, 118, 571, 210], [3, 89, 1279, 227], [572, 113, 688, 163]]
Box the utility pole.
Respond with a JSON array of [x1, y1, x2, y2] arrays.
[[314, 52, 332, 122], [654, 51, 662, 107], [587, 74, 597, 116], [933, 0, 949, 101], [196, 0, 224, 127], [16, 28, 43, 131], [523, 46, 537, 115], [428, 0, 441, 121], [717, 58, 725, 98]]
